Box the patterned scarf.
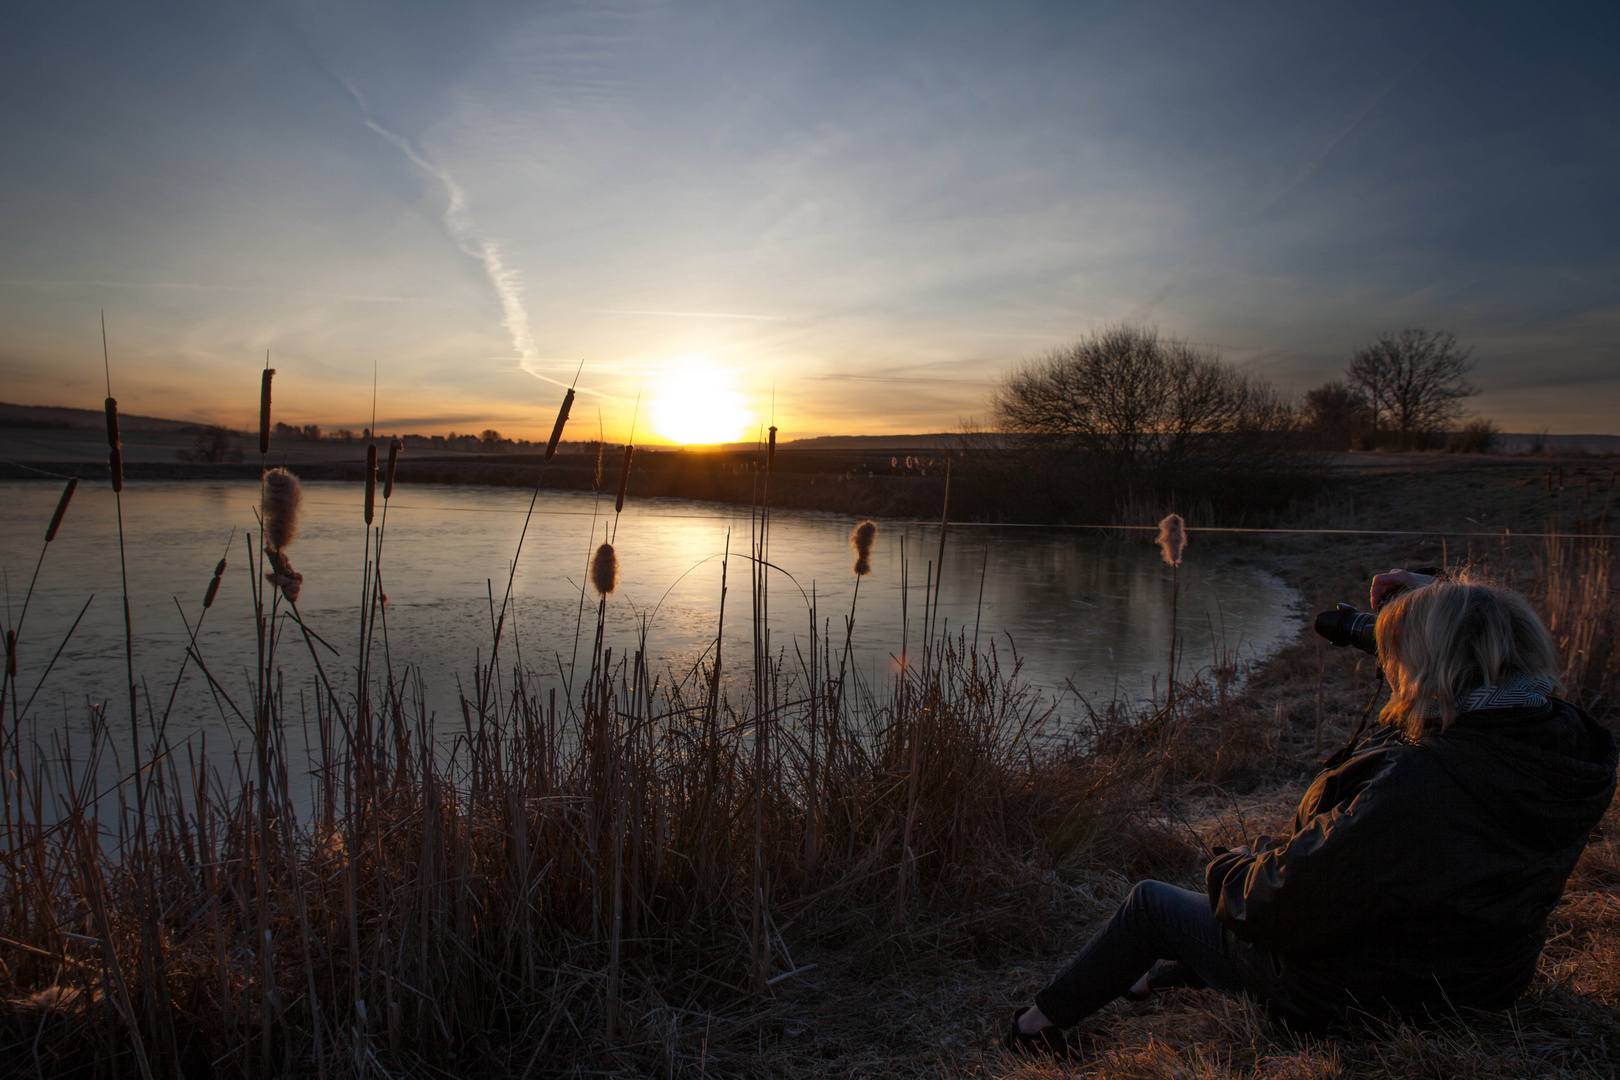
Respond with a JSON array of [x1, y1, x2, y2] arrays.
[[1458, 673, 1556, 713]]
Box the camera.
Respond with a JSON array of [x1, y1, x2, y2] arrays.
[[1314, 603, 1378, 656]]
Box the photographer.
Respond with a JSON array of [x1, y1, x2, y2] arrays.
[[1006, 571, 1617, 1056]]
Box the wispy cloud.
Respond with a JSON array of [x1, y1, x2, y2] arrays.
[[0, 278, 410, 303], [593, 308, 787, 321]]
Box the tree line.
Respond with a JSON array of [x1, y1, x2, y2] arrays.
[[974, 324, 1487, 523]]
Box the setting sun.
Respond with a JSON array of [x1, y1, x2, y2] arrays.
[[649, 357, 752, 445]]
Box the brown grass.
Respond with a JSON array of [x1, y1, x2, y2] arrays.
[[0, 458, 1615, 1079]]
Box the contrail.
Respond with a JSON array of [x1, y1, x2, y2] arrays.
[[342, 82, 600, 395], [1131, 53, 1426, 323], [357, 116, 539, 365]]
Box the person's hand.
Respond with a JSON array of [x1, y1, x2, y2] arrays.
[[1371, 569, 1436, 611]]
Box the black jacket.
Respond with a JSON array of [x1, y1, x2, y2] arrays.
[[1205, 698, 1616, 1027]]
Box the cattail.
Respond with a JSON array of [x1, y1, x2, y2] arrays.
[[767, 425, 778, 474], [851, 519, 877, 577], [203, 557, 226, 609], [5, 630, 15, 678], [264, 546, 303, 604], [364, 443, 377, 525], [615, 444, 634, 514], [545, 388, 575, 462], [259, 369, 275, 456], [383, 439, 401, 500], [105, 398, 123, 492], [45, 478, 77, 542], [590, 543, 619, 596], [1157, 513, 1187, 567], [262, 467, 303, 551]]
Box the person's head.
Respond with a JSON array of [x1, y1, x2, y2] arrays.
[[1376, 574, 1561, 737]]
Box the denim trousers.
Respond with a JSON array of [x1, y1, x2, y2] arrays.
[[1033, 880, 1264, 1028]]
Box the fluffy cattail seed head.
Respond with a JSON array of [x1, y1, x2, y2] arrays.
[[364, 443, 378, 525], [590, 542, 619, 596], [851, 519, 877, 577], [265, 546, 302, 604], [259, 369, 275, 455], [1157, 513, 1187, 567], [615, 444, 634, 514], [545, 388, 575, 462], [384, 439, 401, 500], [262, 468, 303, 551], [45, 478, 77, 543]]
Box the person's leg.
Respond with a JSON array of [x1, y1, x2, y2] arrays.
[[1031, 880, 1242, 1028]]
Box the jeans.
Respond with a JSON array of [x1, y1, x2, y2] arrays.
[[1033, 880, 1264, 1028]]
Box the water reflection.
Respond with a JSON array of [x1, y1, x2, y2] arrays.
[[0, 480, 1297, 760]]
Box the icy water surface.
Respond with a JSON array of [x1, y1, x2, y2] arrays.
[[1, 480, 1298, 764]]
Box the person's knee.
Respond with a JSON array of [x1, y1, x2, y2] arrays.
[[1118, 879, 1178, 926]]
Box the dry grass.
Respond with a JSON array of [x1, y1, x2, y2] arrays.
[[0, 457, 1616, 1078]]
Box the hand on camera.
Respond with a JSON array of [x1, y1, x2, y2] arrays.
[[1370, 569, 1437, 611]]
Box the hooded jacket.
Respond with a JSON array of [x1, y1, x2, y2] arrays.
[[1205, 698, 1616, 1028]]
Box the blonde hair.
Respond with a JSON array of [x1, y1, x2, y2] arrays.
[[1376, 574, 1561, 737]]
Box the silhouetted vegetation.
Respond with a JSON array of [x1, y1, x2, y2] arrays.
[[1347, 328, 1479, 449], [986, 325, 1315, 522]]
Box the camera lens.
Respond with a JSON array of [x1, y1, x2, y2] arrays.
[[1313, 604, 1378, 655]]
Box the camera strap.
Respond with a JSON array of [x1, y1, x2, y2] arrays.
[[1321, 666, 1385, 771]]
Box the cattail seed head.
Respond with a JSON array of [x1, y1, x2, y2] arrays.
[[108, 447, 123, 493], [767, 425, 778, 474], [545, 388, 575, 462], [103, 397, 120, 450], [265, 546, 303, 604], [1157, 513, 1187, 567], [592, 441, 604, 491], [5, 630, 14, 678], [45, 478, 77, 543], [384, 439, 401, 500], [262, 468, 303, 551], [615, 444, 634, 514], [851, 519, 877, 577], [258, 369, 275, 456], [590, 542, 619, 596], [203, 557, 226, 609], [364, 443, 378, 525]]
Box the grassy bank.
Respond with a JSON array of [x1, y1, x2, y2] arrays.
[[1, 448, 1616, 1078]]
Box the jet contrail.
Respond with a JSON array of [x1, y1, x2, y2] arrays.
[[1131, 53, 1426, 323], [341, 81, 607, 397]]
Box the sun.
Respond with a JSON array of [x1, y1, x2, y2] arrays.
[[649, 357, 752, 445]]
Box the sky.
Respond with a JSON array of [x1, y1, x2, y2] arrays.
[[1, 0, 1617, 442]]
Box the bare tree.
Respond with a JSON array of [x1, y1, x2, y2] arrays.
[[991, 325, 1298, 505], [1346, 329, 1477, 448], [1303, 380, 1373, 450]]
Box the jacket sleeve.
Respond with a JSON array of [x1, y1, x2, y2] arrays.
[[1205, 745, 1414, 952]]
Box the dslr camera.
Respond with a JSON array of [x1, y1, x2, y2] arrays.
[[1314, 604, 1377, 656], [1313, 566, 1441, 657]]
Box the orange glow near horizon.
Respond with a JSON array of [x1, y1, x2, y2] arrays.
[[648, 356, 752, 445]]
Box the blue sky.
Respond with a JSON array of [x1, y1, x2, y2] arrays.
[[2, 0, 1616, 440]]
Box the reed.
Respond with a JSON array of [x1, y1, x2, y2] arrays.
[[3, 419, 1615, 1080], [1158, 512, 1187, 701]]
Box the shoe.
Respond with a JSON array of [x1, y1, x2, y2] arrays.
[[1002, 1007, 1074, 1060]]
